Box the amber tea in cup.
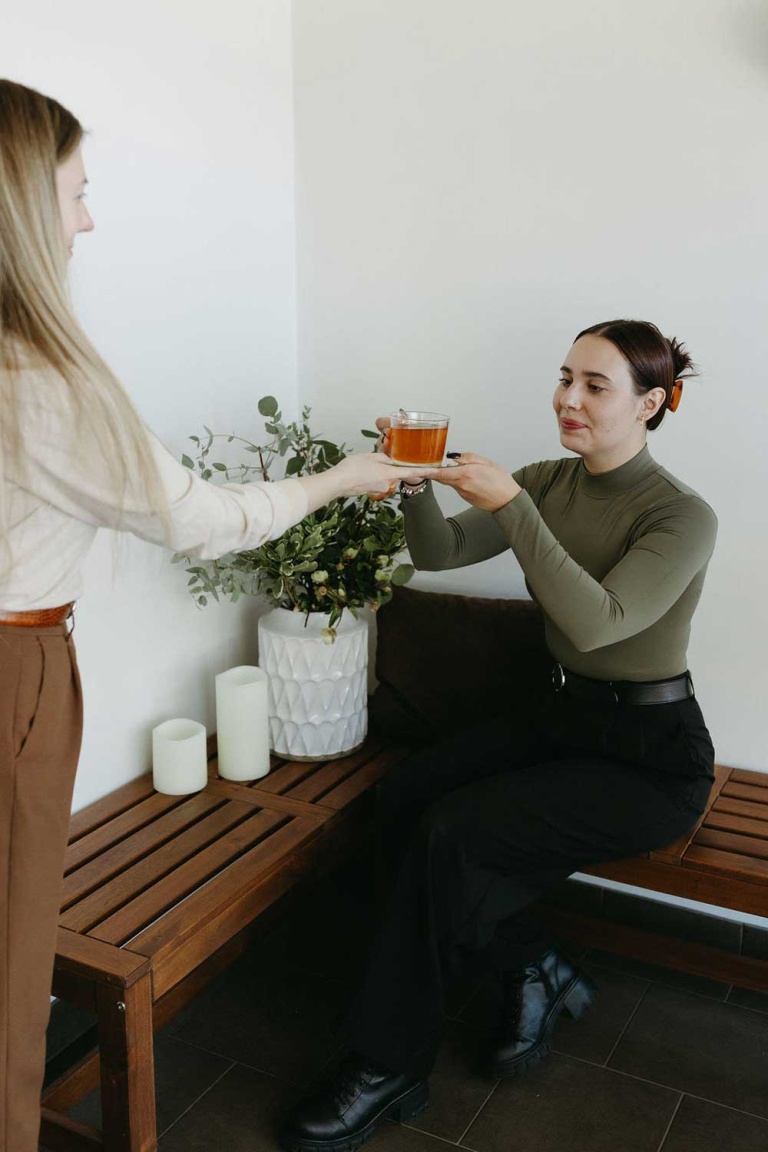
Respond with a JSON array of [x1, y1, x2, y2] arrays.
[[389, 410, 449, 467]]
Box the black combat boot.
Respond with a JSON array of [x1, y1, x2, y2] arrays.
[[281, 1053, 429, 1152], [485, 947, 597, 1077]]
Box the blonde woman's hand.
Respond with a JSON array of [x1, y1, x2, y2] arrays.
[[334, 451, 420, 496], [422, 452, 521, 512], [297, 453, 424, 513]]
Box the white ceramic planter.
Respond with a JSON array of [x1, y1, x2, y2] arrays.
[[257, 608, 368, 761]]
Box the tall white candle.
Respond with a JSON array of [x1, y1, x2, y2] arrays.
[[152, 719, 208, 795], [215, 665, 271, 781]]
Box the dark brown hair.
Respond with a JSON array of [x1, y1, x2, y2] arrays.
[[575, 319, 696, 430]]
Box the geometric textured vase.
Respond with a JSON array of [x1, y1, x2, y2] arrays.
[[257, 607, 368, 761]]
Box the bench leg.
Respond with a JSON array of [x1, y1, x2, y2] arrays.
[[96, 972, 157, 1152]]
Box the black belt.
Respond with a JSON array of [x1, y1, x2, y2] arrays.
[[552, 664, 694, 706]]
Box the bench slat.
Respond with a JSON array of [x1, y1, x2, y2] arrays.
[[68, 774, 156, 842], [65, 791, 187, 873], [719, 781, 768, 805], [694, 827, 768, 860], [730, 768, 768, 788], [703, 811, 768, 840], [62, 793, 226, 908], [712, 795, 768, 823], [86, 808, 297, 946], [252, 758, 343, 795], [316, 744, 412, 811], [121, 814, 326, 967], [254, 739, 388, 799], [286, 742, 390, 804], [61, 800, 259, 934], [683, 843, 768, 882]]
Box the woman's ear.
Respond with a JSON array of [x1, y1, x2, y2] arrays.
[[642, 387, 666, 421]]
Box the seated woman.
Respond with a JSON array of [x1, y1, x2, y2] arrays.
[[282, 319, 717, 1152]]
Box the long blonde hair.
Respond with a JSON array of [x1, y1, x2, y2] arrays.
[[0, 78, 167, 566]]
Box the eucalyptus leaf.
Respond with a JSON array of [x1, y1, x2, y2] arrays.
[[258, 396, 279, 417], [174, 395, 408, 623]]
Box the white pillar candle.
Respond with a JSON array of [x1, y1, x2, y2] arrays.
[[152, 719, 208, 795], [215, 665, 271, 781]]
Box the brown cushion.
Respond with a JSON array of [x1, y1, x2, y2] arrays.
[[369, 585, 551, 745]]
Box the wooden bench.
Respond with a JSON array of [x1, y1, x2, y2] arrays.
[[40, 737, 410, 1152], [40, 669, 768, 1151], [540, 762, 768, 992]]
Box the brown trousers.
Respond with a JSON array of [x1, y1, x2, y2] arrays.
[[0, 623, 82, 1152]]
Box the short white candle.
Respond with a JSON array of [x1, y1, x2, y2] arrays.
[[152, 719, 208, 795], [215, 665, 271, 781]]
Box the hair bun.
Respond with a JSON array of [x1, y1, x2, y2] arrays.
[[668, 336, 696, 381]]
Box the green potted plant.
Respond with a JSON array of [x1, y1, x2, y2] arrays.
[[172, 396, 414, 760]]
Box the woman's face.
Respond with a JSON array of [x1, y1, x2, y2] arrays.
[[55, 146, 94, 258], [552, 334, 663, 473]]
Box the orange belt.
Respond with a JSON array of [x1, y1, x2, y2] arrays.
[[0, 602, 75, 627]]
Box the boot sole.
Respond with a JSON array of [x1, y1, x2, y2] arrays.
[[280, 1080, 429, 1152], [486, 971, 598, 1079]]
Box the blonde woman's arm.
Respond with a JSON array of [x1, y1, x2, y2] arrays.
[[15, 382, 419, 559]]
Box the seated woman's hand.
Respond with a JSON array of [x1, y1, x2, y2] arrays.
[[374, 415, 393, 456], [424, 452, 521, 512]]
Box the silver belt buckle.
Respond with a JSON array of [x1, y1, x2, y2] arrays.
[[551, 663, 565, 691]]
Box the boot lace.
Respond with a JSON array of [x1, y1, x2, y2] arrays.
[[332, 1057, 375, 1110]]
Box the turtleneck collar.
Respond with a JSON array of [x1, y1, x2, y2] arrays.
[[578, 444, 659, 498]]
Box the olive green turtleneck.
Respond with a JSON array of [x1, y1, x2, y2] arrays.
[[402, 446, 717, 681]]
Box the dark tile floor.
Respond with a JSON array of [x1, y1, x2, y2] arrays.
[[64, 861, 768, 1152]]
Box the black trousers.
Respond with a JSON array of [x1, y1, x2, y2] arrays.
[[339, 685, 714, 1079]]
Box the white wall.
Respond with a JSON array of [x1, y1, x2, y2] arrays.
[[1, 0, 298, 808], [292, 0, 768, 771], [2, 0, 766, 818]]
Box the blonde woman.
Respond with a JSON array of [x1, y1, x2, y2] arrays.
[[0, 78, 417, 1151]]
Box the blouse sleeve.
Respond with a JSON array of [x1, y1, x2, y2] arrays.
[[14, 377, 307, 559]]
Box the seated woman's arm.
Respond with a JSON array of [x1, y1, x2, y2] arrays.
[[401, 482, 511, 570]]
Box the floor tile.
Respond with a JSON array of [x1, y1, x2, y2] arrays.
[[371, 1120, 470, 1149], [457, 961, 649, 1068], [170, 944, 351, 1084], [660, 1095, 768, 1152], [463, 1052, 679, 1152], [159, 1061, 450, 1152], [407, 1020, 496, 1142], [727, 985, 768, 1014], [68, 1033, 233, 1135], [551, 962, 649, 1065], [584, 948, 730, 1000], [609, 983, 768, 1118], [159, 1062, 293, 1150]]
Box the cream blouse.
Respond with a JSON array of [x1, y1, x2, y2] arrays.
[[0, 368, 307, 611]]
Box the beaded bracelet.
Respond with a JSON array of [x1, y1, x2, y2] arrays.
[[399, 479, 429, 499]]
